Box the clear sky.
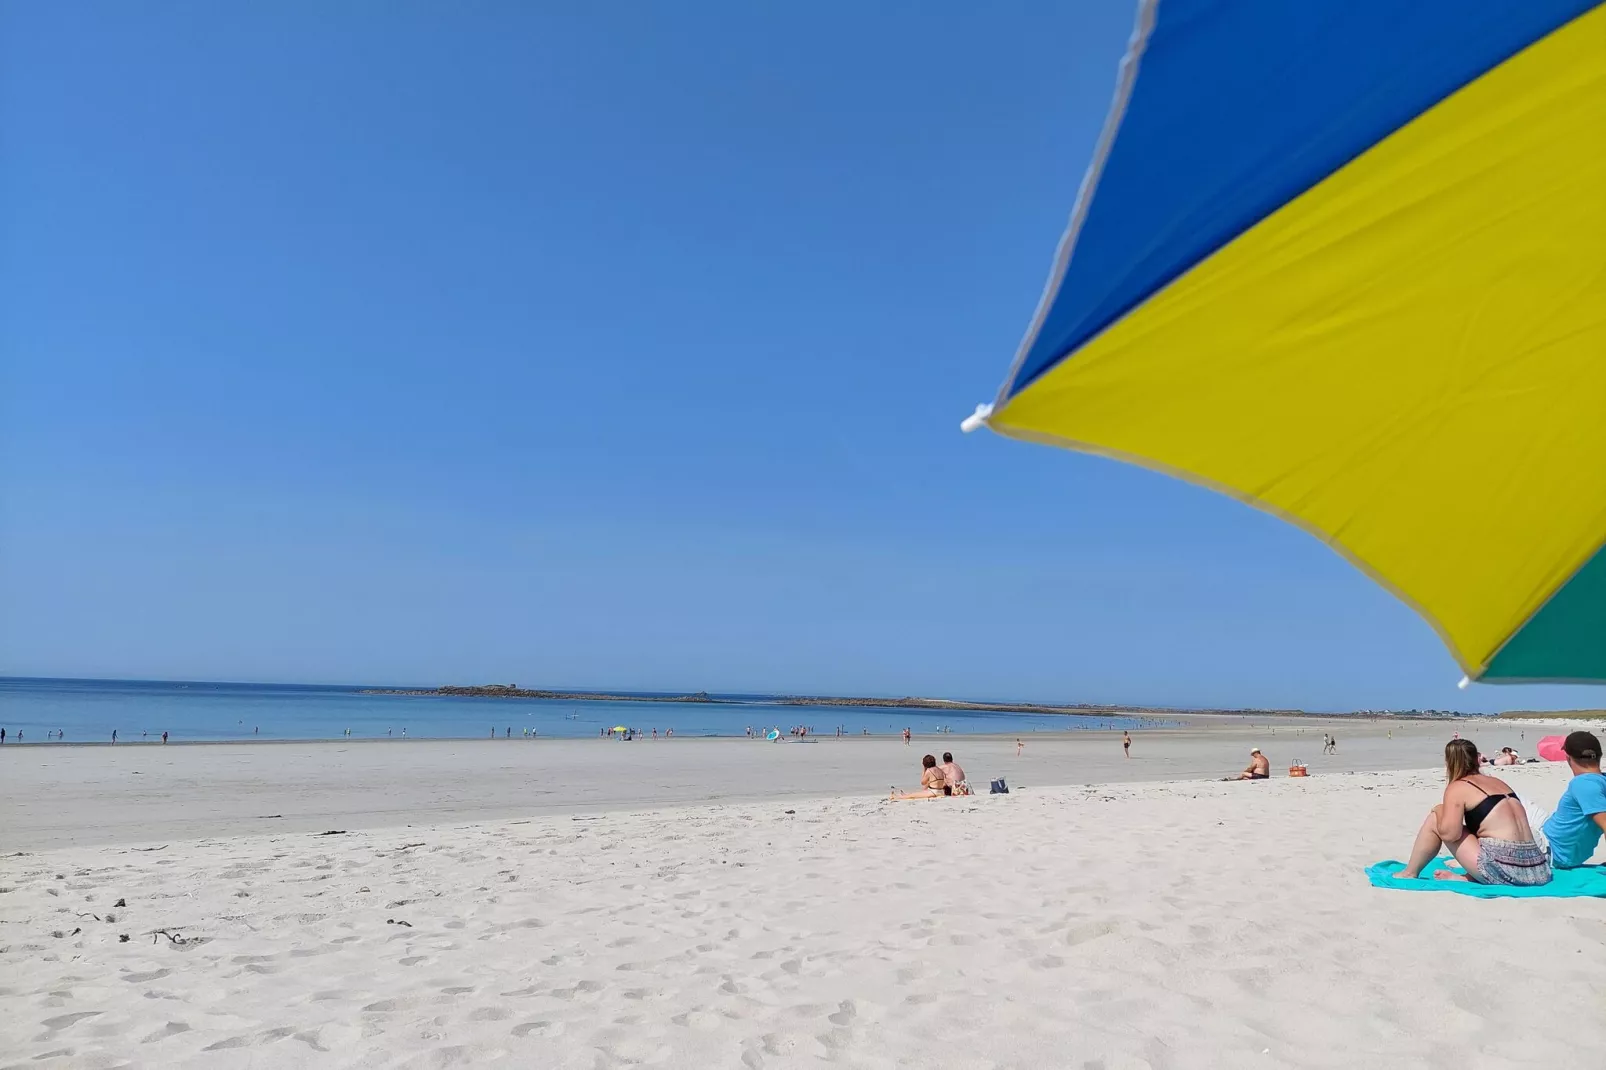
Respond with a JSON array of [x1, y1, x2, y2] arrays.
[[1, 3, 1594, 712]]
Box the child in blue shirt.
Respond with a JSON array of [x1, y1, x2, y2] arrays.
[[1542, 731, 1606, 868]]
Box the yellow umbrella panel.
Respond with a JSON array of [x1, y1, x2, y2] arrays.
[[977, 2, 1606, 683]]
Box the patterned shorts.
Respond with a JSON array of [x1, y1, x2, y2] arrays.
[[1476, 838, 1552, 887]]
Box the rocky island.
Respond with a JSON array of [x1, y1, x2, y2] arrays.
[[357, 685, 1312, 719], [360, 685, 723, 704]]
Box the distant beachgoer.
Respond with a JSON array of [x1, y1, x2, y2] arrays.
[[162, 731, 168, 744], [401, 728, 406, 737], [389, 727, 393, 736], [666, 728, 673, 738], [1397, 739, 1549, 886], [1543, 732, 1606, 870], [653, 728, 658, 739], [491, 727, 495, 738], [142, 730, 148, 739], [1016, 738, 1023, 758], [1122, 731, 1131, 758], [1236, 748, 1270, 780], [1, 728, 6, 744], [1492, 747, 1519, 766], [111, 729, 117, 744], [506, 727, 511, 738], [940, 752, 970, 795], [902, 728, 911, 746], [254, 726, 259, 734], [891, 755, 948, 800]]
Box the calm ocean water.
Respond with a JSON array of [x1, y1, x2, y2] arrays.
[[0, 678, 1173, 743]]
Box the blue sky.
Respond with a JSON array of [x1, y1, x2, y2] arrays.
[[1, 2, 1594, 712]]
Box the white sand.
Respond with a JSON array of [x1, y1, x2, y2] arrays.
[[3, 751, 1602, 1069], [0, 717, 1511, 850]]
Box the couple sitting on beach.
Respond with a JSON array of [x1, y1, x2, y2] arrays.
[[891, 752, 970, 799], [1397, 732, 1606, 887]]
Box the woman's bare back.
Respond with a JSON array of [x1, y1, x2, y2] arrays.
[[1447, 774, 1533, 842]]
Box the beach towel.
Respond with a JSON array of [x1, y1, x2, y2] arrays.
[[1366, 860, 1606, 898]]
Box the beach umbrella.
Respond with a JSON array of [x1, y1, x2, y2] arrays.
[[1537, 736, 1569, 762], [611, 726, 628, 733], [965, 1, 1605, 685]]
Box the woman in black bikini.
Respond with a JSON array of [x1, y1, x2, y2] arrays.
[[1397, 739, 1550, 886]]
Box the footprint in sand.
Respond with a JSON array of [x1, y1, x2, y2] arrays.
[[511, 1020, 563, 1038], [670, 1008, 724, 1030], [201, 1036, 250, 1051], [139, 1022, 191, 1044], [760, 1032, 828, 1058], [1063, 920, 1120, 947]]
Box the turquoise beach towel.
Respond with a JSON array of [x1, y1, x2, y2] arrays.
[[1367, 859, 1606, 898]]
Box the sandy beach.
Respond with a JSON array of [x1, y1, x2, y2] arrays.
[[0, 716, 1525, 851], [3, 723, 1603, 1069]]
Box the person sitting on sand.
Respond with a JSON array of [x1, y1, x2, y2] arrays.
[[939, 752, 970, 796], [891, 754, 948, 800], [1236, 748, 1270, 780], [1542, 731, 1606, 870], [1397, 739, 1550, 886]]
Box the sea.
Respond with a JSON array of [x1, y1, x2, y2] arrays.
[[0, 678, 1174, 743]]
